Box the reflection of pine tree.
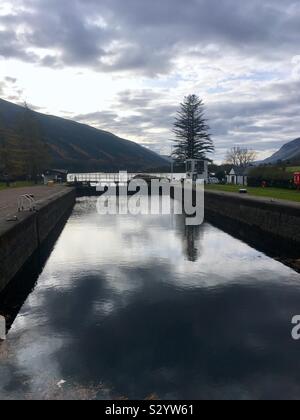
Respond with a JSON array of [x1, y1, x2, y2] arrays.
[[174, 213, 204, 262], [17, 104, 50, 183], [185, 226, 199, 262]]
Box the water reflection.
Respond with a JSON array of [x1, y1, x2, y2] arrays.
[[1, 197, 300, 400], [174, 216, 204, 262], [0, 211, 72, 332]]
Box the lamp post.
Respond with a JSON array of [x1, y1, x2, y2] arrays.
[[170, 143, 175, 179]]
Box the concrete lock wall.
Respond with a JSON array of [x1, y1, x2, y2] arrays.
[[204, 190, 300, 246], [0, 188, 76, 294]]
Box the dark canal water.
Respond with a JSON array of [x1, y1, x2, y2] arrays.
[[1, 197, 300, 400]]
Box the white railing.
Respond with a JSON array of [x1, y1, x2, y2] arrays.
[[18, 194, 36, 212], [68, 173, 138, 183], [67, 173, 187, 183]]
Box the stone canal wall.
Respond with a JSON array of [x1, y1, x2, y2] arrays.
[[0, 188, 75, 293], [204, 190, 300, 247]]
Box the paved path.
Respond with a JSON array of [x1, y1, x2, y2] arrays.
[[0, 186, 67, 220]]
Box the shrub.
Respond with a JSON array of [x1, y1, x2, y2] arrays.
[[248, 166, 295, 189]]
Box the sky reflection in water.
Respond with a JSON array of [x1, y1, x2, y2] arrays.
[[1, 197, 300, 400]]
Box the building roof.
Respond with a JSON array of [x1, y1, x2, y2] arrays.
[[45, 169, 68, 175], [230, 167, 252, 176]]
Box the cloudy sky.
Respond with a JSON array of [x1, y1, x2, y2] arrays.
[[0, 0, 300, 162]]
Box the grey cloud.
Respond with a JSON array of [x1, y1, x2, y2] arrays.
[[4, 77, 17, 84], [207, 79, 300, 150], [0, 0, 113, 68], [0, 82, 5, 96], [74, 89, 176, 141], [0, 28, 39, 63], [0, 76, 23, 103], [1, 0, 300, 159], [73, 79, 300, 159], [1, 0, 300, 74]]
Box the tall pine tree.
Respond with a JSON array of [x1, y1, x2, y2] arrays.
[[172, 95, 214, 163]]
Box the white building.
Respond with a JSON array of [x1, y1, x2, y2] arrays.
[[43, 169, 68, 185], [226, 167, 249, 186]]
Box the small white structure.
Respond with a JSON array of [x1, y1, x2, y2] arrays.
[[226, 167, 249, 186], [43, 169, 68, 185], [185, 159, 208, 183]]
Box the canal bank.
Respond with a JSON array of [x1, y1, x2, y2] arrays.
[[0, 187, 75, 294], [204, 190, 300, 270]]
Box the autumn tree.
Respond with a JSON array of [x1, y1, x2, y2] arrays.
[[172, 95, 214, 163], [0, 120, 26, 185], [17, 104, 50, 183], [226, 146, 257, 167]]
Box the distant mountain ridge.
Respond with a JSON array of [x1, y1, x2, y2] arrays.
[[264, 138, 300, 164], [0, 98, 168, 172]]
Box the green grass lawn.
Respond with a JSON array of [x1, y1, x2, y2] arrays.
[[286, 166, 300, 173], [206, 184, 300, 203], [0, 181, 37, 191]]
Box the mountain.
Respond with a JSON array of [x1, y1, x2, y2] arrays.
[[0, 98, 168, 172], [264, 138, 300, 164], [161, 155, 173, 163]]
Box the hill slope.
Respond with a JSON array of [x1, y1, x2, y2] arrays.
[[264, 138, 300, 164], [0, 98, 168, 172]]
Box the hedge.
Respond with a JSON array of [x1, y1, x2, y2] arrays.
[[247, 166, 296, 189]]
